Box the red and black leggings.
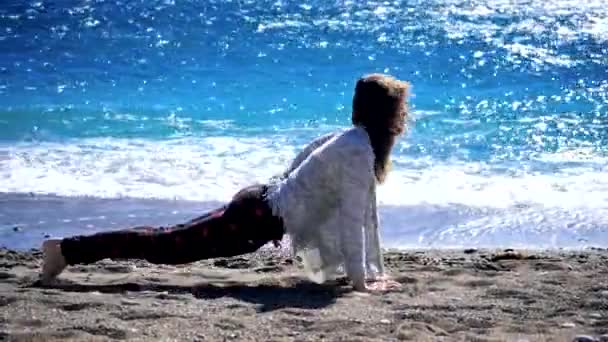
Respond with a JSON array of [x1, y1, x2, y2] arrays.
[[60, 184, 285, 265]]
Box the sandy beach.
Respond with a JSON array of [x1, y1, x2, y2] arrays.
[[0, 247, 607, 342]]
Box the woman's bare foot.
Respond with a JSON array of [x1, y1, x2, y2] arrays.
[[40, 239, 67, 284]]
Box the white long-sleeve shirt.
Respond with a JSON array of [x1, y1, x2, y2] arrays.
[[265, 126, 385, 289]]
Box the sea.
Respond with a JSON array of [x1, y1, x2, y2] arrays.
[[1, 0, 607, 250]]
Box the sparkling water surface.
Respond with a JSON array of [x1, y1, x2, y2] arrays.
[[1, 0, 607, 250]]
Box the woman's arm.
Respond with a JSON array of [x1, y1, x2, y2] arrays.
[[336, 145, 374, 291], [365, 186, 385, 278]]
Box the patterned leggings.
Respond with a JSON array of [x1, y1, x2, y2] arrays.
[[60, 185, 285, 265]]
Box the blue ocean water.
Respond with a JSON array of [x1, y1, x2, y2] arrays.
[[1, 0, 608, 250]]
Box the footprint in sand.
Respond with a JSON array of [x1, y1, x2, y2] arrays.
[[65, 325, 130, 340], [112, 309, 186, 321], [0, 295, 18, 307], [461, 278, 495, 287], [0, 271, 15, 280], [281, 308, 316, 317], [60, 302, 108, 312], [483, 287, 537, 301], [214, 318, 246, 330]]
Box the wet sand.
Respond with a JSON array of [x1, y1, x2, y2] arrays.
[[0, 247, 607, 341]]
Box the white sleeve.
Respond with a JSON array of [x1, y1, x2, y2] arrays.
[[365, 187, 385, 278], [337, 146, 374, 290]]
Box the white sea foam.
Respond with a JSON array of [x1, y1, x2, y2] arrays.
[[1, 137, 294, 201], [2, 137, 607, 208], [380, 154, 608, 209]]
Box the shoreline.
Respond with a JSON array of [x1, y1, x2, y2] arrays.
[[1, 247, 607, 341], [3, 192, 608, 251]]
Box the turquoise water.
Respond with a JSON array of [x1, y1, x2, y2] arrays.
[[1, 0, 608, 250]]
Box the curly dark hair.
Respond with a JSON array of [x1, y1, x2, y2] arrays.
[[352, 73, 410, 183]]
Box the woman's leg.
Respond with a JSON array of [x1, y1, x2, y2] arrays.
[[40, 205, 228, 283], [58, 205, 229, 266], [40, 185, 285, 282]]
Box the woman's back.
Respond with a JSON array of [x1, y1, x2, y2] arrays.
[[267, 126, 374, 232]]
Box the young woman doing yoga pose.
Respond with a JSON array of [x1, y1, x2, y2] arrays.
[[40, 73, 411, 292]]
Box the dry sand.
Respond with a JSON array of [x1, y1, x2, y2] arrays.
[[0, 247, 607, 342]]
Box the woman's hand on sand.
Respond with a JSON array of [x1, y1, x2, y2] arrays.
[[365, 279, 402, 292], [352, 277, 402, 294], [364, 273, 402, 291]]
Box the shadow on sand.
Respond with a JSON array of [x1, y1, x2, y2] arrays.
[[30, 278, 349, 312]]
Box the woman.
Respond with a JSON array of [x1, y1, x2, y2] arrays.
[[40, 73, 411, 292]]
